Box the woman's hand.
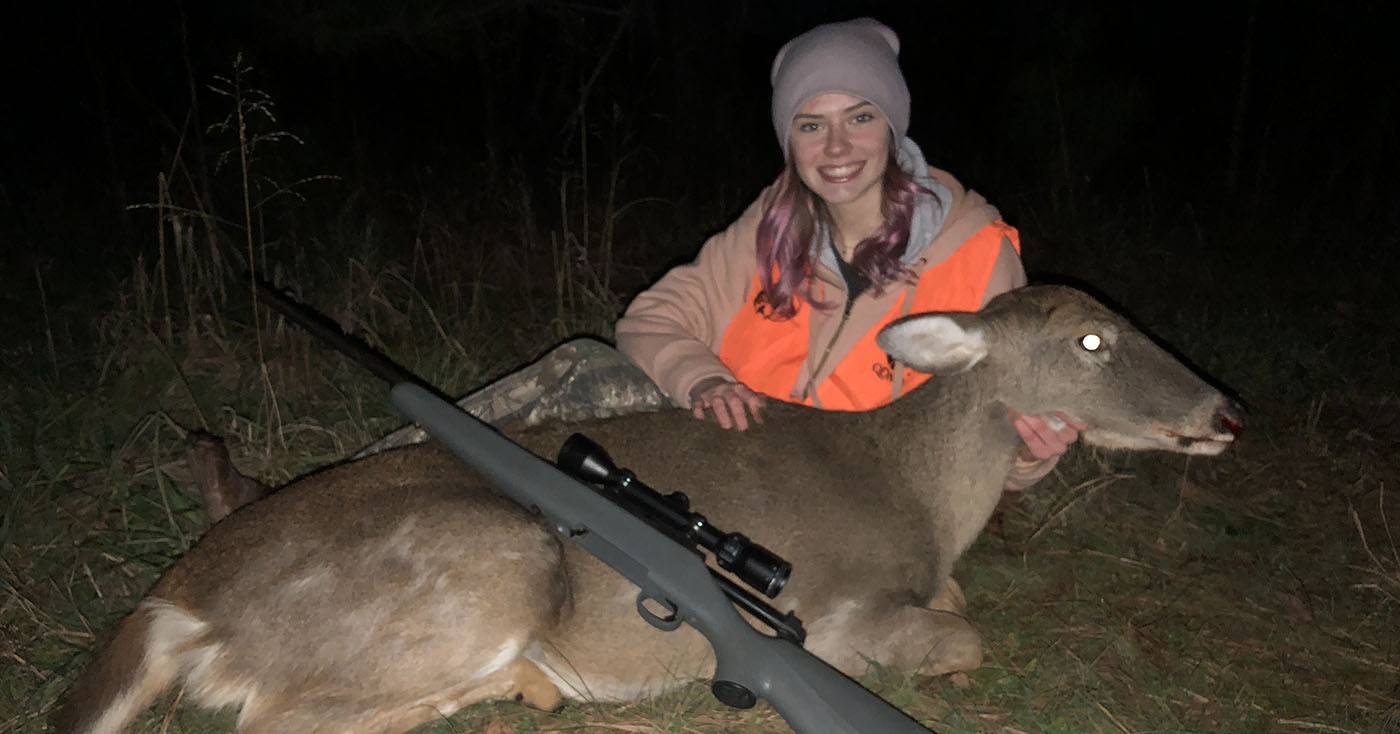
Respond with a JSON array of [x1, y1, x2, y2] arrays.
[[1012, 411, 1087, 462], [689, 377, 767, 431]]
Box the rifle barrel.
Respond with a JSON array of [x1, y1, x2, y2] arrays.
[[252, 277, 432, 392]]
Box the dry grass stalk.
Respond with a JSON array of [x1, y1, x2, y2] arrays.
[[1350, 482, 1399, 606]]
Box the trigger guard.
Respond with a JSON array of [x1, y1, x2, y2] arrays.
[[636, 591, 683, 631]]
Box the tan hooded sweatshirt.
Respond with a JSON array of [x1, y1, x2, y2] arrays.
[[615, 166, 1057, 489]]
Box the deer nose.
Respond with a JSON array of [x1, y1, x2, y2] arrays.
[[1213, 400, 1246, 438]]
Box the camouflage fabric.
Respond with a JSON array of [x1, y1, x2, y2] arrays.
[[354, 338, 675, 458]]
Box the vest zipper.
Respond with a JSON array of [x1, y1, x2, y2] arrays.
[[801, 230, 861, 404], [799, 294, 855, 403]]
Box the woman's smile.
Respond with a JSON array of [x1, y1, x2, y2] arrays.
[[818, 161, 866, 183]]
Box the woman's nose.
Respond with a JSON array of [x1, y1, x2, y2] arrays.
[[824, 125, 850, 156]]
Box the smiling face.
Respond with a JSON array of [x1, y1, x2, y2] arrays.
[[787, 93, 892, 216]]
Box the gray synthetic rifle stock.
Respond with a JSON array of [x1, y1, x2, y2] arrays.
[[254, 278, 936, 734]]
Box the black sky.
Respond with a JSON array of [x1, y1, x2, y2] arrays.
[[4, 1, 1397, 282]]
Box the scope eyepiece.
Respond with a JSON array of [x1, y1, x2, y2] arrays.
[[715, 532, 791, 598]]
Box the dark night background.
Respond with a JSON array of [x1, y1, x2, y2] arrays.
[[5, 0, 1397, 331]]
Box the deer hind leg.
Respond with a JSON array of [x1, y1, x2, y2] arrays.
[[235, 658, 562, 734], [497, 658, 564, 710], [362, 659, 561, 732], [806, 593, 984, 678], [227, 517, 570, 732], [404, 657, 563, 714]]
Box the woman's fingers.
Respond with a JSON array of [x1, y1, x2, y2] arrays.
[[1013, 412, 1086, 460], [691, 380, 766, 431]]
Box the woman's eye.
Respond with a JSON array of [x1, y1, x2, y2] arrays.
[[853, 112, 875, 123], [797, 121, 820, 133], [1079, 333, 1103, 351]]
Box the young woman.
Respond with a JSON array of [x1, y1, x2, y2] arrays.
[[614, 18, 1080, 487]]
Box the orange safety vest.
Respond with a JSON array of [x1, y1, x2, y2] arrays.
[[718, 220, 1019, 411]]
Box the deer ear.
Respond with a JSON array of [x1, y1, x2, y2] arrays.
[[877, 313, 989, 375]]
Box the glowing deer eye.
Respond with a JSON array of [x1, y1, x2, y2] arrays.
[[1079, 333, 1102, 351]]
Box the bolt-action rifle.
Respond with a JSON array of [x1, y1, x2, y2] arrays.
[[254, 278, 936, 734]]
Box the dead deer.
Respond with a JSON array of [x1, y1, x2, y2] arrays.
[[58, 286, 1243, 733]]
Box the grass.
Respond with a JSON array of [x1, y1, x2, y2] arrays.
[[3, 73, 1398, 734]]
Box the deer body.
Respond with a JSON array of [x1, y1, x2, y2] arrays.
[[59, 286, 1243, 733]]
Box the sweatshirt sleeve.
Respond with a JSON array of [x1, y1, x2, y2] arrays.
[[615, 193, 767, 406]]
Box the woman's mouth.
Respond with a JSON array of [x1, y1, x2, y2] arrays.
[[818, 162, 864, 184]]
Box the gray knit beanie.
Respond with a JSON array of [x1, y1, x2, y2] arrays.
[[770, 18, 910, 158]]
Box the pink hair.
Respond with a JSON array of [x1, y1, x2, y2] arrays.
[[753, 145, 933, 319]]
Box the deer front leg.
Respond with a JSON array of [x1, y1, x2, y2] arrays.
[[926, 576, 967, 615], [805, 588, 983, 678]]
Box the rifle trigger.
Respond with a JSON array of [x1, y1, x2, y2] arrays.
[[635, 591, 683, 631]]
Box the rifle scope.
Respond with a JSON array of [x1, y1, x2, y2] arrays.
[[558, 433, 792, 599]]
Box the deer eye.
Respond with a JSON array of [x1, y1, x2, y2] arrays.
[[1079, 333, 1103, 351]]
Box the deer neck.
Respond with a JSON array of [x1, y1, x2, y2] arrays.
[[866, 374, 1024, 575]]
